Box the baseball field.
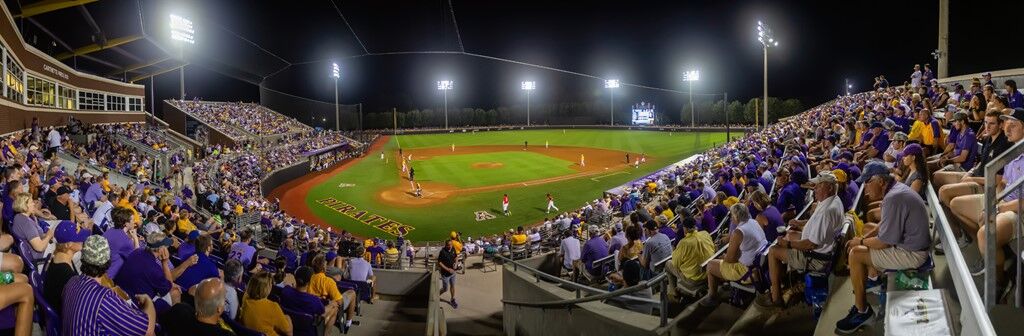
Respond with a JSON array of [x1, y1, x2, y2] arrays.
[[270, 129, 727, 241]]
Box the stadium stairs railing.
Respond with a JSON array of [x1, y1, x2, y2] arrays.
[[984, 139, 1024, 310]]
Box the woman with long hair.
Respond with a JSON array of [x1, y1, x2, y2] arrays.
[[240, 272, 293, 336], [900, 143, 930, 199]]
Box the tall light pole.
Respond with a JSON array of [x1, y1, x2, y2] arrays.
[[332, 63, 340, 131], [521, 81, 535, 126], [605, 79, 619, 126], [170, 14, 194, 100], [437, 80, 453, 129], [845, 78, 852, 96], [758, 20, 778, 129], [683, 70, 699, 128]]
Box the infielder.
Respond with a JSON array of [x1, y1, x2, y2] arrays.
[[545, 140, 549, 149], [380, 151, 385, 160], [546, 193, 559, 213], [579, 154, 585, 167], [451, 143, 455, 152], [502, 194, 511, 216]]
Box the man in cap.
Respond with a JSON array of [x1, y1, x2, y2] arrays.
[[43, 220, 90, 315], [883, 132, 909, 168], [114, 231, 193, 312], [930, 112, 978, 173], [982, 72, 994, 87], [159, 278, 236, 335], [641, 220, 673, 278], [62, 235, 155, 335], [47, 186, 73, 220], [835, 161, 931, 334], [580, 225, 609, 279], [762, 171, 845, 307], [607, 222, 627, 254]]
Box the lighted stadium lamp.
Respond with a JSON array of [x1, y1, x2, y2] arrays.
[[437, 80, 454, 130], [332, 63, 341, 131], [683, 70, 700, 128], [605, 79, 620, 126], [521, 81, 536, 126], [757, 20, 779, 130], [170, 14, 194, 100]]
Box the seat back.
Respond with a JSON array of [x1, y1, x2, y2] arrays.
[[222, 313, 266, 336], [17, 240, 41, 272], [510, 242, 528, 259], [281, 306, 322, 336], [337, 279, 372, 303], [33, 288, 59, 336]]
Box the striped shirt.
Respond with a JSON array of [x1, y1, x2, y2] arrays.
[[62, 275, 150, 336]]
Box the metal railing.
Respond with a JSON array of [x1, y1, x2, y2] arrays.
[[497, 254, 673, 327], [983, 139, 1024, 309], [927, 187, 996, 335]]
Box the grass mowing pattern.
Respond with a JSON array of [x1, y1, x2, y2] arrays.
[[305, 129, 728, 241], [413, 151, 577, 188]]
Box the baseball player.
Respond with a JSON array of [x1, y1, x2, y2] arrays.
[[523, 141, 528, 150], [579, 154, 585, 167], [634, 158, 640, 168], [451, 143, 455, 152], [502, 194, 511, 216], [625, 153, 630, 164], [401, 158, 408, 173], [380, 151, 385, 160], [640, 153, 647, 164], [545, 140, 549, 149], [546, 193, 559, 213], [415, 183, 423, 197], [409, 167, 415, 181]]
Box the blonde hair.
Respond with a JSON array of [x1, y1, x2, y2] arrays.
[[244, 272, 273, 300], [11, 193, 31, 214]]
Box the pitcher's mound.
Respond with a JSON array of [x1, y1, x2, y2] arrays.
[[377, 182, 457, 207], [470, 162, 504, 169]]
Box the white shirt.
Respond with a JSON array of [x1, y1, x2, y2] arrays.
[[92, 200, 114, 229], [47, 129, 61, 148], [802, 195, 845, 254], [911, 70, 922, 88], [559, 237, 581, 269]]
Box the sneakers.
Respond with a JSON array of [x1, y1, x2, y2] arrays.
[[450, 299, 459, 309], [865, 277, 884, 294], [835, 305, 875, 335], [697, 294, 720, 307], [969, 258, 985, 276]]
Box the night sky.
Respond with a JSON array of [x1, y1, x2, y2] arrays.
[[142, 0, 1024, 117]]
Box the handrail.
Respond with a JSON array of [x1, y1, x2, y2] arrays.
[[926, 187, 997, 335], [983, 139, 1024, 309]]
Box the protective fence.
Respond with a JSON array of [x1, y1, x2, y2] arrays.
[[259, 85, 364, 131]]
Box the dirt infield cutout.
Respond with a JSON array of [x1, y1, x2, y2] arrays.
[[470, 162, 505, 169]]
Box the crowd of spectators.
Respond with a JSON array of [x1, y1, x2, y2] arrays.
[[170, 99, 309, 137]]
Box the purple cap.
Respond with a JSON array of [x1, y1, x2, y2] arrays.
[[54, 220, 90, 244], [902, 143, 924, 157]]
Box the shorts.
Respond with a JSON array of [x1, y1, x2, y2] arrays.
[[341, 292, 351, 310], [940, 164, 965, 172], [719, 262, 749, 281], [440, 274, 455, 290], [785, 248, 828, 273], [869, 246, 928, 271]]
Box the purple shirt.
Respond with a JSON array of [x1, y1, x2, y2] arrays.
[[11, 214, 45, 260], [174, 253, 219, 291], [758, 206, 785, 243], [347, 258, 373, 282], [954, 127, 978, 170], [228, 242, 256, 267], [776, 182, 806, 213], [580, 236, 609, 275], [83, 183, 104, 204], [279, 286, 325, 316], [62, 275, 150, 336], [1003, 153, 1024, 201], [114, 248, 172, 299], [871, 131, 890, 158], [102, 229, 135, 279]]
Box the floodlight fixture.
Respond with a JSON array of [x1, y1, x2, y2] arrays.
[[332, 63, 340, 79], [437, 80, 454, 90], [169, 14, 195, 44], [683, 70, 700, 82], [604, 79, 620, 88], [521, 81, 536, 91]]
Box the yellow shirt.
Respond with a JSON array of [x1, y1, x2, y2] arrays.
[[117, 199, 140, 224], [101, 179, 111, 193], [308, 272, 342, 302], [908, 120, 925, 143], [661, 209, 675, 221], [239, 298, 290, 336], [451, 239, 463, 255], [670, 230, 716, 282], [177, 218, 197, 234], [511, 234, 528, 245]]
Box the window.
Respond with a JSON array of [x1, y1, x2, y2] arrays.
[[128, 97, 143, 111], [106, 95, 125, 111], [26, 75, 56, 107], [78, 91, 105, 110], [58, 86, 75, 109], [5, 57, 23, 103]]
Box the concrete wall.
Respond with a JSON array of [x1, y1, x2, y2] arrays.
[[501, 253, 681, 336], [374, 269, 432, 297]]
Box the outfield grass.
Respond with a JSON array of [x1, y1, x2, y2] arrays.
[[305, 129, 728, 241], [413, 151, 576, 188]]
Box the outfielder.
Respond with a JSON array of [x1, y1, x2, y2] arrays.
[[545, 140, 549, 149], [451, 143, 455, 152], [546, 193, 559, 213], [502, 194, 511, 216]]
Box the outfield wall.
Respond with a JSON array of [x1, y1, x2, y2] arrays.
[[260, 159, 312, 198]]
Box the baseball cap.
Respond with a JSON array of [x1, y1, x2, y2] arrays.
[[892, 132, 909, 141], [55, 186, 71, 196], [82, 235, 111, 266], [54, 220, 90, 244], [983, 72, 992, 77], [832, 169, 849, 183], [902, 143, 924, 157], [856, 161, 891, 183], [808, 171, 838, 185], [145, 232, 174, 249], [882, 118, 897, 131], [950, 112, 969, 122], [999, 108, 1024, 123], [187, 230, 200, 241], [870, 122, 882, 129]]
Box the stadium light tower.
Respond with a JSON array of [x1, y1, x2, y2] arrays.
[[845, 78, 852, 96], [170, 14, 194, 100], [332, 63, 341, 131], [437, 80, 454, 129], [758, 20, 778, 130], [683, 70, 700, 128], [604, 79, 620, 126], [521, 81, 536, 126]]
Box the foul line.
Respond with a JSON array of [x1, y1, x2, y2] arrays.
[[590, 171, 628, 181]]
